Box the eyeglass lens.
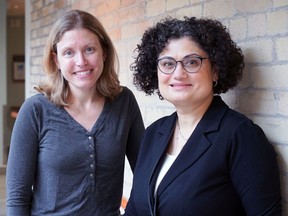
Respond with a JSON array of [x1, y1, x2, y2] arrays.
[[157, 56, 205, 74]]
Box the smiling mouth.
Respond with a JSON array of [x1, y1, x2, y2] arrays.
[[73, 70, 91, 75], [170, 84, 192, 87]]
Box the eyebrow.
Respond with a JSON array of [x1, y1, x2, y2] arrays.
[[158, 53, 203, 61]]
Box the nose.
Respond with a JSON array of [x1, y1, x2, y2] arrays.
[[173, 62, 187, 78], [76, 53, 88, 66]]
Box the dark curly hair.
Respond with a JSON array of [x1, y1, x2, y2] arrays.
[[131, 16, 244, 98]]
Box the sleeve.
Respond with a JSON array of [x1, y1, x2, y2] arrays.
[[230, 120, 282, 216], [6, 98, 40, 215], [125, 90, 145, 172]]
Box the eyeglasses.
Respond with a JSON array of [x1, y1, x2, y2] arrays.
[[157, 55, 207, 74]]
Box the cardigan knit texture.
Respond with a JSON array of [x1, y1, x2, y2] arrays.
[[6, 87, 144, 216]]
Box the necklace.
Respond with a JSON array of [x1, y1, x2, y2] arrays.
[[170, 120, 188, 154], [177, 120, 189, 141]]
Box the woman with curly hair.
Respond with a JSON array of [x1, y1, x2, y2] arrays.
[[124, 17, 281, 215]]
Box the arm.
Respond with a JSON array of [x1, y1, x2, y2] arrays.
[[230, 120, 282, 216], [125, 91, 145, 172], [6, 99, 40, 215]]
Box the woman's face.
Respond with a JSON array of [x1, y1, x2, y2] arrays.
[[157, 37, 217, 109], [54, 28, 105, 93]]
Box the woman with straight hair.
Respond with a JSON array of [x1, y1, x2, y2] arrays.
[[7, 9, 144, 216]]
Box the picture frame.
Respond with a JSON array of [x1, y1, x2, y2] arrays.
[[13, 55, 25, 82]]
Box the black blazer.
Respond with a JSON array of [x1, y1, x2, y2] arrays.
[[124, 96, 281, 216]]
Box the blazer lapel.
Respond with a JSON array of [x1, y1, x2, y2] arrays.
[[156, 96, 229, 197], [148, 113, 177, 211], [156, 125, 212, 196]]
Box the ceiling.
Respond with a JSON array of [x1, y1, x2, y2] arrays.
[[7, 0, 25, 16]]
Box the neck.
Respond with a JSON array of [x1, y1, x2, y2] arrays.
[[177, 120, 189, 141]]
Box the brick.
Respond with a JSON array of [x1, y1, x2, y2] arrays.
[[31, 11, 39, 21], [175, 4, 202, 18], [144, 102, 175, 126], [190, 0, 206, 4], [31, 56, 42, 65], [234, 0, 272, 12], [58, 0, 71, 8], [221, 91, 239, 110], [278, 92, 288, 116], [121, 0, 134, 7], [107, 0, 121, 12], [31, 47, 45, 56], [251, 65, 288, 89], [146, 0, 165, 17], [128, 4, 146, 23], [267, 10, 288, 35], [273, 0, 288, 7], [31, 37, 43, 48], [238, 68, 251, 89], [109, 27, 121, 41], [94, 2, 108, 16], [121, 20, 150, 40], [247, 14, 266, 38], [239, 91, 277, 115], [32, 0, 44, 11], [253, 116, 288, 145], [229, 18, 247, 41], [275, 37, 288, 61], [42, 4, 56, 16], [71, 0, 90, 11], [239, 39, 273, 63], [204, 0, 234, 18], [99, 14, 120, 29], [116, 4, 145, 25], [166, 0, 190, 11]]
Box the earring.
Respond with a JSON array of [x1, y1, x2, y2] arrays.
[[213, 81, 218, 87]]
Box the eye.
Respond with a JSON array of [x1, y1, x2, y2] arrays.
[[159, 59, 176, 69], [85, 47, 95, 54], [63, 49, 74, 57], [184, 57, 200, 67]]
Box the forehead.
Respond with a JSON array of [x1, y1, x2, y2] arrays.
[[159, 37, 205, 57], [56, 28, 101, 49]]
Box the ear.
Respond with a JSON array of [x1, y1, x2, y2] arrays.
[[213, 72, 218, 82], [212, 67, 219, 82], [52, 52, 60, 69], [102, 51, 107, 62]]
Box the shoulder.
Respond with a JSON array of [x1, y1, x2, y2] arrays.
[[107, 87, 142, 117], [113, 86, 139, 106], [219, 108, 270, 151], [146, 112, 176, 135], [211, 96, 259, 132], [224, 108, 259, 131], [21, 94, 49, 108], [119, 86, 135, 98], [25, 93, 47, 102], [19, 93, 56, 115]]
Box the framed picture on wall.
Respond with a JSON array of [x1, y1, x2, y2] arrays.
[[13, 55, 25, 82]]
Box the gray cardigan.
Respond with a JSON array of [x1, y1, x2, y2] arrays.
[[6, 87, 145, 216]]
